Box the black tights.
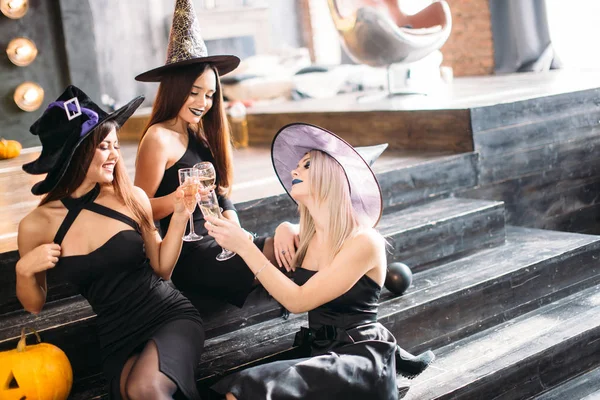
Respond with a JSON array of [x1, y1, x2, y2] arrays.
[[120, 340, 178, 400]]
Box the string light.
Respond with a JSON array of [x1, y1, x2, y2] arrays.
[[6, 37, 37, 66], [0, 0, 28, 19], [14, 82, 44, 112]]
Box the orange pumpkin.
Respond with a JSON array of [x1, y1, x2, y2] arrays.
[[0, 138, 22, 160], [0, 328, 73, 400]]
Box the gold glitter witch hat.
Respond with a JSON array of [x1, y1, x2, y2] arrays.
[[135, 0, 240, 82]]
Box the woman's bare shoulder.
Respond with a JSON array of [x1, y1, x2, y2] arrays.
[[143, 123, 179, 143], [138, 124, 181, 160], [131, 186, 152, 208], [350, 228, 385, 251], [19, 202, 63, 245]]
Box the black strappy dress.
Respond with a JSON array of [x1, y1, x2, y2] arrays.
[[51, 185, 204, 399], [155, 131, 266, 308], [211, 268, 408, 400]]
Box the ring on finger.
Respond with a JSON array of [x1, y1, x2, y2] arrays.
[[281, 250, 286, 255]]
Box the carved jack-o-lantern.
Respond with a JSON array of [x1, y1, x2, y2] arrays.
[[0, 328, 73, 400]]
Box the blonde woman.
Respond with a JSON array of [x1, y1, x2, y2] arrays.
[[205, 123, 434, 400]]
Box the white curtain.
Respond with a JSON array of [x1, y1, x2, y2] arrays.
[[489, 0, 561, 73], [545, 0, 600, 70]]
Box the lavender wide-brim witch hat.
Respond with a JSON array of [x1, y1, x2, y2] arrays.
[[135, 0, 239, 82], [271, 123, 387, 227]]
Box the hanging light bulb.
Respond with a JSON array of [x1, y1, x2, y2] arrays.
[[14, 82, 44, 112], [6, 37, 37, 66], [0, 0, 29, 19]]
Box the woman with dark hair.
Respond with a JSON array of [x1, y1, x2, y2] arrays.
[[205, 123, 435, 400], [134, 0, 296, 309], [16, 85, 205, 399]]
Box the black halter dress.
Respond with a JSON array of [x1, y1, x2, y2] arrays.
[[155, 132, 266, 308], [51, 185, 205, 399], [212, 268, 414, 400]]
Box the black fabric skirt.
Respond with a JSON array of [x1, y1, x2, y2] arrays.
[[108, 318, 205, 399], [211, 322, 401, 400], [172, 236, 267, 308]]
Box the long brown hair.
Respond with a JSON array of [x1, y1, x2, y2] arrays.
[[40, 120, 155, 232], [142, 63, 233, 195]]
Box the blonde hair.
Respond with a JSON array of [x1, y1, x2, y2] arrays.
[[292, 150, 364, 268]]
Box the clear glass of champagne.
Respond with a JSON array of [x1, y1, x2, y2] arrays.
[[194, 162, 236, 261], [178, 168, 203, 242], [194, 162, 216, 191]]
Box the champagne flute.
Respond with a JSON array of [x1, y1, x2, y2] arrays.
[[194, 162, 236, 261], [194, 161, 216, 191], [178, 168, 203, 242]]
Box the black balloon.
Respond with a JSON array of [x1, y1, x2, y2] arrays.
[[385, 262, 413, 295]]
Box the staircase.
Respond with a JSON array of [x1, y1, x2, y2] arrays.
[[2, 142, 600, 399]]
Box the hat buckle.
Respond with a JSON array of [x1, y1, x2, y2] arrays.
[[64, 97, 82, 121]]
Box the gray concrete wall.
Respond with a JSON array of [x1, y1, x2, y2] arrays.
[[0, 0, 70, 147], [89, 0, 303, 109], [0, 0, 302, 147]]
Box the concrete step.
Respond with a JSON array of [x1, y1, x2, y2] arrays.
[[532, 366, 600, 400], [404, 284, 600, 400], [378, 196, 504, 272]]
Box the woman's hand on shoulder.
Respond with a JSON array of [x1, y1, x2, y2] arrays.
[[16, 243, 61, 278], [16, 213, 61, 278], [274, 222, 300, 272]]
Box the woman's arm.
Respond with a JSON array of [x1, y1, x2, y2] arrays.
[[134, 187, 189, 280], [205, 216, 384, 313], [15, 214, 60, 314], [135, 127, 177, 220]]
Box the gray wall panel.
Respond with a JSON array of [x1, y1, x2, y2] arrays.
[[0, 0, 70, 147]]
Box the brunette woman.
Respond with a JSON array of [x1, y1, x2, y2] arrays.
[[17, 86, 204, 399], [134, 0, 296, 309]]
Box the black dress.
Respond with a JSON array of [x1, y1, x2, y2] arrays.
[[155, 131, 266, 308], [51, 185, 204, 399], [212, 268, 419, 400]]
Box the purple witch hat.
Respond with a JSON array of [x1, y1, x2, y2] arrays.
[[135, 0, 240, 82], [271, 123, 387, 227]]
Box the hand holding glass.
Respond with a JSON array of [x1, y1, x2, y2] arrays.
[[178, 168, 203, 242], [194, 162, 236, 261]]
